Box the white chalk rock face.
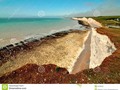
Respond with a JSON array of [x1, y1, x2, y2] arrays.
[[72, 17, 102, 28], [90, 28, 116, 68], [88, 18, 102, 28], [73, 17, 116, 71]]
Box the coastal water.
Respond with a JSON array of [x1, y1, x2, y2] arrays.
[[0, 18, 79, 47]]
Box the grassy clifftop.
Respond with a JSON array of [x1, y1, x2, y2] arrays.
[[92, 16, 120, 26]]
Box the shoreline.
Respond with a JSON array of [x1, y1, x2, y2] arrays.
[[0, 29, 89, 77], [0, 25, 116, 76], [0, 30, 72, 65]]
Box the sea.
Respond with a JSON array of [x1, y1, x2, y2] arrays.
[[0, 18, 80, 47]]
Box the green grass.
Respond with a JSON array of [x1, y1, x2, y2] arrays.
[[55, 67, 61, 72], [92, 16, 120, 26], [77, 16, 120, 26]]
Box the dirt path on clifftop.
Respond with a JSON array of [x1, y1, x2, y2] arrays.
[[71, 30, 92, 74]]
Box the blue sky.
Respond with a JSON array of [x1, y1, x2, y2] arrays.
[[0, 0, 119, 17]]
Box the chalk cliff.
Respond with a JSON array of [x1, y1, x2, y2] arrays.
[[72, 17, 116, 71], [90, 28, 116, 68]]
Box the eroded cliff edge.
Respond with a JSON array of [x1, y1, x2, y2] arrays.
[[0, 18, 119, 83], [90, 28, 116, 68]]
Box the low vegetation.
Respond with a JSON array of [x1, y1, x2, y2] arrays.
[[92, 16, 120, 26]]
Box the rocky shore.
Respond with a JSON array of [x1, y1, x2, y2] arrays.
[[0, 29, 89, 77], [0, 30, 76, 66], [0, 18, 119, 83]]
